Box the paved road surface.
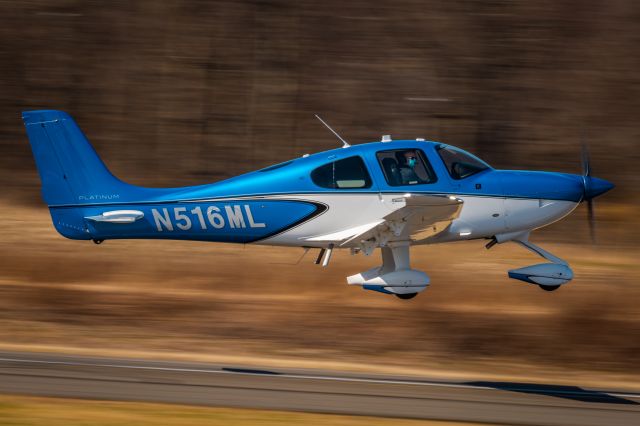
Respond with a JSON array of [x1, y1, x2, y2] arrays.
[[0, 351, 638, 425]]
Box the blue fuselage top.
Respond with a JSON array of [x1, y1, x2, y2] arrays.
[[151, 140, 610, 205], [24, 110, 614, 243]]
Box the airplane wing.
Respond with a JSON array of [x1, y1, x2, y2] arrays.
[[305, 194, 463, 248]]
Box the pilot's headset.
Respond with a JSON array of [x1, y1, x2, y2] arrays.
[[396, 151, 417, 168], [395, 151, 408, 166]]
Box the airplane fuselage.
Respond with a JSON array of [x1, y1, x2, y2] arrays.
[[50, 139, 600, 248], [24, 110, 614, 297]]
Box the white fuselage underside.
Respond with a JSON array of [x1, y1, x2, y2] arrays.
[[256, 193, 578, 247]]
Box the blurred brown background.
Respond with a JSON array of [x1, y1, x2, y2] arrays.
[[0, 1, 638, 384]]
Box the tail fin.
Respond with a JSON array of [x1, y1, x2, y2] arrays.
[[22, 110, 127, 206]]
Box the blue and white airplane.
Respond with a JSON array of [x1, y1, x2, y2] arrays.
[[23, 110, 614, 299]]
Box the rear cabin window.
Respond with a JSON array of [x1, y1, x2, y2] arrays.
[[376, 149, 437, 186], [311, 156, 372, 189], [436, 145, 490, 180]]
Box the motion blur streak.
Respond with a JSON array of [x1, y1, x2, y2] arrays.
[[0, 352, 638, 426], [0, 1, 638, 424]]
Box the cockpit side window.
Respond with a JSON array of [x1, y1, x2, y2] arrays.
[[311, 156, 372, 189], [436, 145, 490, 180], [376, 149, 437, 186]]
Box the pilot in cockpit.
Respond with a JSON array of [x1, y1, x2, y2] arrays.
[[396, 150, 420, 185]]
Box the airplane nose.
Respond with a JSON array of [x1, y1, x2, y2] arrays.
[[583, 176, 615, 200]]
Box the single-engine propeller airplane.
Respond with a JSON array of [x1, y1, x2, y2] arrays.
[[23, 110, 614, 299]]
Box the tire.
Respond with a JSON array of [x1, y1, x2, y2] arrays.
[[539, 284, 561, 292], [395, 292, 418, 300]]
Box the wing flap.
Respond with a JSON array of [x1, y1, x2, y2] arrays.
[[305, 220, 385, 243], [303, 194, 463, 246]]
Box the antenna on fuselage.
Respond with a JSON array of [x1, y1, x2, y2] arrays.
[[314, 114, 351, 148]]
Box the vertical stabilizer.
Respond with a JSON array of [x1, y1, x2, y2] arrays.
[[22, 110, 128, 206]]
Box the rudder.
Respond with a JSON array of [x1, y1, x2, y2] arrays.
[[22, 110, 126, 206]]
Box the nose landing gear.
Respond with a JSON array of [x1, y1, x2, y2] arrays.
[[494, 232, 573, 291]]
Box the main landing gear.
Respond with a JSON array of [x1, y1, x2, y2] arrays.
[[347, 241, 429, 299], [539, 284, 561, 292], [395, 292, 418, 300]]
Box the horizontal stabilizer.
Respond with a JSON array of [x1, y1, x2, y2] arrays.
[[85, 210, 144, 224]]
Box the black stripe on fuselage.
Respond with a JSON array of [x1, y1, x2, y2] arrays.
[[248, 200, 329, 243], [47, 191, 578, 209]]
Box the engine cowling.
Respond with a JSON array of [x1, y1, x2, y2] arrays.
[[508, 263, 573, 286]]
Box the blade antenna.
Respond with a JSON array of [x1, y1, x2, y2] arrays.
[[315, 114, 351, 148], [294, 247, 311, 265]]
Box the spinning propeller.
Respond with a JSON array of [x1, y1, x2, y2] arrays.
[[579, 138, 614, 242], [581, 141, 596, 242]]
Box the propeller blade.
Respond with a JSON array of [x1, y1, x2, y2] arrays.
[[587, 198, 596, 243], [581, 131, 591, 178], [581, 131, 595, 243]]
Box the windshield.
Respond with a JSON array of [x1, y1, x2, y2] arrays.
[[436, 145, 491, 180]]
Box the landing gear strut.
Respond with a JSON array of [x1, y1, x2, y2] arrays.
[[499, 232, 573, 291], [347, 242, 429, 298]]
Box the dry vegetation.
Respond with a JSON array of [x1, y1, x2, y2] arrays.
[[0, 0, 638, 390], [0, 395, 483, 426], [1, 202, 638, 388]]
